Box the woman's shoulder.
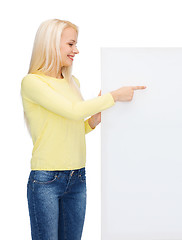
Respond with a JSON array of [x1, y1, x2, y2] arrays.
[[22, 71, 49, 81], [21, 73, 34, 85], [21, 73, 49, 90], [22, 72, 41, 80]]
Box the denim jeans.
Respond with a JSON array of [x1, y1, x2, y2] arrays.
[[27, 167, 87, 240]]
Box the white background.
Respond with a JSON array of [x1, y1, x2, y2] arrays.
[[101, 48, 182, 240], [1, 0, 182, 239]]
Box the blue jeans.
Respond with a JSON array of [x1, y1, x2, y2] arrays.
[[27, 167, 87, 240]]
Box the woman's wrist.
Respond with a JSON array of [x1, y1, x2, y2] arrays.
[[110, 91, 118, 102], [88, 117, 96, 129]]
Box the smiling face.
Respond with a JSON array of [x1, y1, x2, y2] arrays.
[[60, 27, 79, 67]]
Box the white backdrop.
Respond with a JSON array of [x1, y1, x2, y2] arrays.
[[2, 0, 182, 239], [101, 48, 182, 240]]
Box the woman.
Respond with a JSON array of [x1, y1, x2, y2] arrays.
[[20, 18, 146, 240]]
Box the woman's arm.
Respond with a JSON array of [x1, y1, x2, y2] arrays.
[[21, 74, 115, 121]]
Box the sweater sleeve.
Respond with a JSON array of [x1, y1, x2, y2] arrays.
[[21, 74, 115, 121]]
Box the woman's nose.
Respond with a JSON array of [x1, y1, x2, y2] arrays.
[[73, 47, 79, 54]]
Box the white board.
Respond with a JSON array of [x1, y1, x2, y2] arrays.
[[101, 48, 182, 240]]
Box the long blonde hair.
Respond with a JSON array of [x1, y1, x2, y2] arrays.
[[21, 18, 83, 136]]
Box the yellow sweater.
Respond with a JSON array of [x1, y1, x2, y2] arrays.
[[21, 72, 115, 170]]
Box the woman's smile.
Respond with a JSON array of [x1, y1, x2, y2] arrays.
[[68, 55, 74, 61]]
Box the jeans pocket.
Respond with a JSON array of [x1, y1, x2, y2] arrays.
[[79, 168, 86, 182], [32, 171, 59, 184]]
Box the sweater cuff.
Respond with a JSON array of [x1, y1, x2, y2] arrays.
[[84, 119, 96, 134]]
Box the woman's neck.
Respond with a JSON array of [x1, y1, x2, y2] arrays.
[[45, 69, 64, 79]]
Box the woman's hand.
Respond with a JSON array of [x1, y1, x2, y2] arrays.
[[88, 90, 102, 129], [110, 86, 146, 102]]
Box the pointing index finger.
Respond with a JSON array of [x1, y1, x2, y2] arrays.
[[132, 86, 147, 90]]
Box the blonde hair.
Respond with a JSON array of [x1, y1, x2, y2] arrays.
[[28, 18, 78, 80], [21, 18, 83, 137]]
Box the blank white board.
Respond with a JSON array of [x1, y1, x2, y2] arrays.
[[101, 48, 182, 240]]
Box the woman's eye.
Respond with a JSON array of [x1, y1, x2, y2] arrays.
[[69, 44, 78, 48]]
